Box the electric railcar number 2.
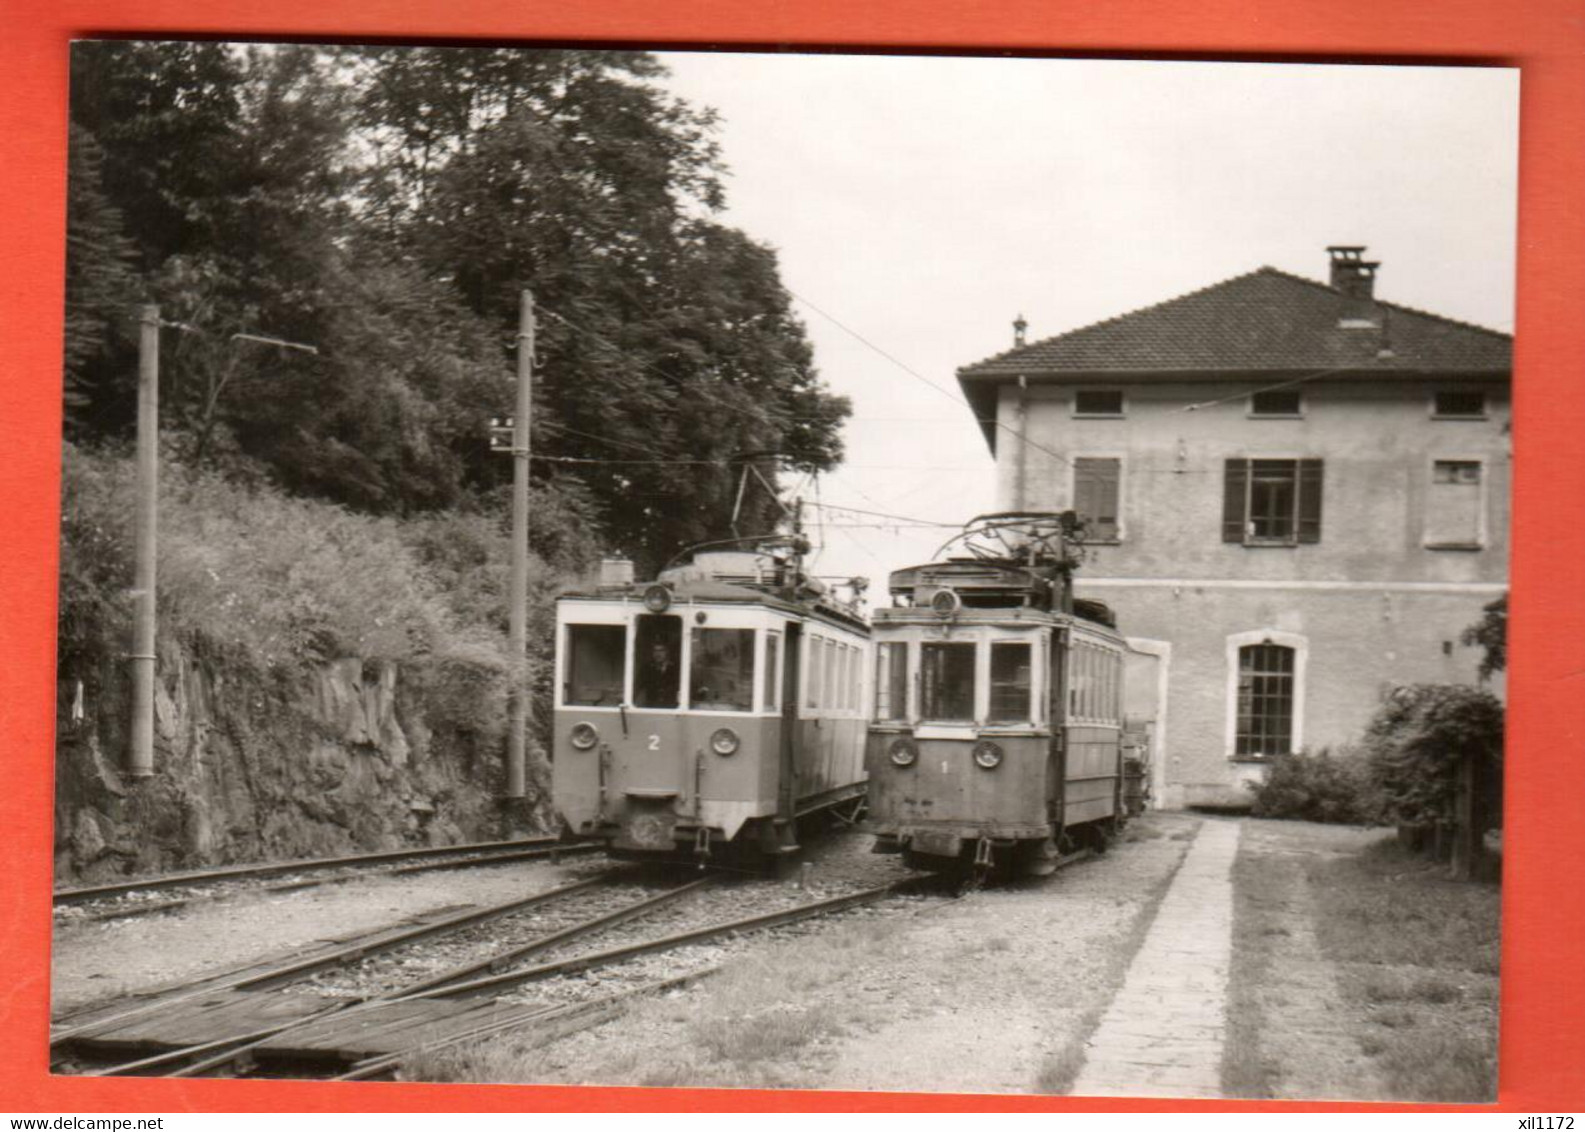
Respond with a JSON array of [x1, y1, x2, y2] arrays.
[[864, 547, 1130, 878], [552, 551, 871, 866]]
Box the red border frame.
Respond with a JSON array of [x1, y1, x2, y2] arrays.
[[3, 0, 1582, 1113]]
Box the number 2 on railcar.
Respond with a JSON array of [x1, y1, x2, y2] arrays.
[[864, 513, 1129, 878], [553, 547, 870, 867]]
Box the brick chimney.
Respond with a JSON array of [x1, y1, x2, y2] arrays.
[[1013, 313, 1028, 348], [1327, 245, 1381, 327]]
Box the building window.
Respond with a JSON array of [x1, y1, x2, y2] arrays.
[[1235, 643, 1295, 757], [1433, 390, 1486, 419], [1073, 457, 1122, 541], [1250, 389, 1303, 417], [1073, 390, 1124, 417], [1223, 458, 1323, 545], [1426, 460, 1484, 549]]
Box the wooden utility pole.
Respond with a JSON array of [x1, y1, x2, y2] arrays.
[[128, 305, 160, 778], [506, 290, 535, 800]]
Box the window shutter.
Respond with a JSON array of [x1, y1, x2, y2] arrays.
[[1075, 457, 1121, 540], [1095, 458, 1120, 540], [1297, 459, 1324, 543], [1222, 459, 1248, 543]]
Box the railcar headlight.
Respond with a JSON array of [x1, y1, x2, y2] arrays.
[[973, 740, 1004, 770], [569, 722, 599, 751], [929, 588, 962, 616], [889, 737, 918, 767], [642, 583, 673, 613], [710, 727, 740, 756]]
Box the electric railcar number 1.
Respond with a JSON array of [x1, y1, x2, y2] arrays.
[[551, 547, 871, 867], [863, 512, 1131, 879]]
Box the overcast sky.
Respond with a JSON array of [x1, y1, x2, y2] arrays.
[[653, 53, 1519, 593]]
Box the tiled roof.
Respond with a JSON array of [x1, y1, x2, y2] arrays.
[[958, 267, 1511, 380]]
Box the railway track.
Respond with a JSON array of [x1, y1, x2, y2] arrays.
[[53, 837, 601, 922], [53, 865, 935, 1082]]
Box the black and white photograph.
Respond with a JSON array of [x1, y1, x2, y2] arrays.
[[51, 43, 1515, 1102]]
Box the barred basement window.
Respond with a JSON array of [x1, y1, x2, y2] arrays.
[[1236, 643, 1294, 757]]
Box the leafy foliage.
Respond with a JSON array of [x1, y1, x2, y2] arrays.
[[64, 42, 849, 570], [1363, 685, 1504, 832], [1460, 594, 1507, 681], [1246, 747, 1383, 825]]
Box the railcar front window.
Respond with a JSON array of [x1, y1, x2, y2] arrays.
[[875, 642, 908, 721], [565, 624, 625, 706], [633, 614, 683, 709], [690, 628, 755, 712], [989, 641, 1033, 723], [921, 642, 976, 722], [764, 631, 780, 712]]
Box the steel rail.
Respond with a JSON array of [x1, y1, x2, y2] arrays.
[[335, 967, 722, 1082], [404, 876, 928, 1000], [65, 843, 603, 925], [80, 874, 714, 1078], [396, 875, 717, 996], [54, 836, 583, 905], [51, 872, 620, 1050], [162, 876, 720, 1078]]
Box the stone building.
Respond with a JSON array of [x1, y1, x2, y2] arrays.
[[956, 247, 1511, 807]]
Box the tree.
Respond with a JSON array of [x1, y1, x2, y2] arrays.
[[64, 43, 849, 566], [63, 125, 139, 430], [348, 46, 849, 567]]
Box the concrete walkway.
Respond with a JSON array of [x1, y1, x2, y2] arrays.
[[1070, 819, 1242, 1099]]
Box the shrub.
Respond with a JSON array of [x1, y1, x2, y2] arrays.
[[1247, 747, 1383, 825], [1363, 684, 1504, 834]]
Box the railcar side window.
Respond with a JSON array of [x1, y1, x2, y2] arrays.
[[764, 631, 781, 712], [989, 641, 1033, 723], [807, 636, 823, 709], [824, 639, 838, 710], [633, 614, 683, 709], [921, 642, 976, 722], [875, 642, 908, 721], [689, 628, 755, 712], [565, 624, 625, 706]]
